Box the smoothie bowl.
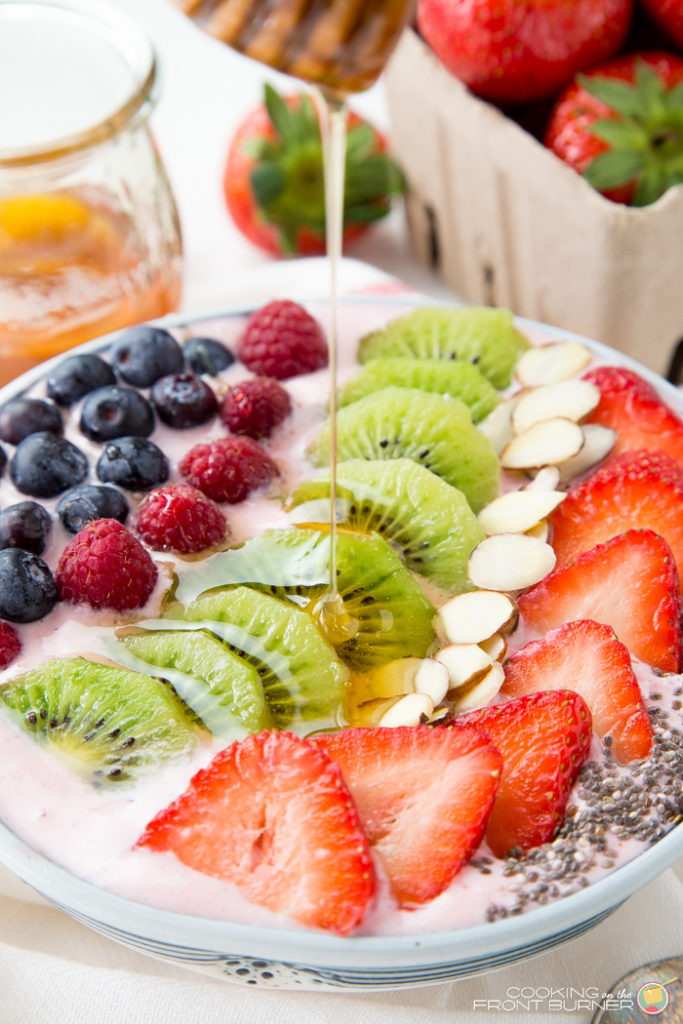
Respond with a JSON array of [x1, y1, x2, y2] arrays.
[[0, 285, 680, 990]]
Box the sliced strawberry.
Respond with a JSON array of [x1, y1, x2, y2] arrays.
[[502, 620, 653, 763], [583, 366, 683, 467], [457, 691, 592, 858], [550, 449, 683, 593], [137, 730, 374, 935], [519, 530, 683, 674], [315, 725, 501, 907]]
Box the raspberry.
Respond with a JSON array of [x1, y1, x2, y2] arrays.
[[179, 436, 278, 504], [220, 376, 292, 439], [238, 300, 328, 380], [136, 484, 227, 554], [56, 519, 157, 611], [0, 621, 21, 668]]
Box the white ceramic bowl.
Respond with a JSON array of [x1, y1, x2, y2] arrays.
[[0, 293, 681, 991]]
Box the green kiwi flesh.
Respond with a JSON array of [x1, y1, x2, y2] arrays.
[[173, 527, 436, 673], [338, 357, 499, 423], [287, 458, 484, 593], [0, 657, 197, 785], [115, 629, 272, 737], [156, 585, 348, 730], [307, 386, 499, 513], [357, 307, 530, 389]]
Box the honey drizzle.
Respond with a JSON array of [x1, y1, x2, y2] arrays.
[[313, 90, 358, 644]]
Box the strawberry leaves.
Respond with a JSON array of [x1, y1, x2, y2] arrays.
[[579, 61, 683, 205], [241, 84, 404, 255]]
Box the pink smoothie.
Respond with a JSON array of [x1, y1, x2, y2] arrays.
[[0, 297, 680, 936]]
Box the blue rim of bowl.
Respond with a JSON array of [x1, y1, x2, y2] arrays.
[[0, 290, 680, 971]]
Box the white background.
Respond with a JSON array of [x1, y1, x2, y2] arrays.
[[108, 0, 456, 311]]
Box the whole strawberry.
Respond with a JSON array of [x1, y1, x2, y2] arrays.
[[545, 51, 683, 204], [220, 376, 292, 439], [224, 84, 404, 256], [416, 0, 632, 104], [640, 0, 683, 50], [238, 299, 327, 380], [179, 436, 279, 504], [57, 519, 158, 611], [135, 484, 227, 554]]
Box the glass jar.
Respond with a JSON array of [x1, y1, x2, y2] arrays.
[[0, 0, 183, 385]]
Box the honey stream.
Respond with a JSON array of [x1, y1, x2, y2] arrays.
[[312, 91, 360, 645]]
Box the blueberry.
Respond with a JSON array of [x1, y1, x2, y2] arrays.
[[151, 373, 218, 429], [184, 336, 236, 376], [109, 326, 184, 387], [0, 548, 58, 622], [10, 432, 88, 498], [46, 353, 116, 407], [57, 484, 129, 533], [80, 385, 155, 442], [0, 397, 62, 445], [0, 501, 52, 555], [96, 436, 170, 492]]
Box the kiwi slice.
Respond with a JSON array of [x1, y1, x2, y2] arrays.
[[174, 527, 436, 672], [156, 585, 348, 729], [338, 357, 499, 423], [307, 387, 499, 513], [0, 657, 197, 785], [357, 307, 530, 389], [287, 459, 484, 593], [115, 629, 272, 737]]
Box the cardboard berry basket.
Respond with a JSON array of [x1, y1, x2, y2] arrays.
[[384, 29, 683, 380]]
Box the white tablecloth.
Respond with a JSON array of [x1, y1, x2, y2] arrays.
[[1, 2, 681, 1019], [0, 862, 681, 1022]]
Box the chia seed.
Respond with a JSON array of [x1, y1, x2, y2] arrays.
[[483, 698, 683, 923]]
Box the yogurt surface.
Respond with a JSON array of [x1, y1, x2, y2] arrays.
[[0, 295, 680, 937]]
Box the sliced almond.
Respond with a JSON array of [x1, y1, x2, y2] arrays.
[[501, 418, 585, 470], [525, 519, 549, 543], [436, 589, 519, 644], [355, 657, 429, 702], [414, 659, 450, 705], [450, 662, 505, 712], [477, 489, 565, 535], [468, 534, 556, 591], [426, 706, 450, 724], [515, 341, 592, 386], [379, 691, 434, 727], [435, 643, 493, 690], [478, 397, 517, 455], [558, 424, 618, 484], [525, 465, 561, 491], [354, 697, 399, 727], [479, 632, 507, 661], [512, 379, 600, 433]]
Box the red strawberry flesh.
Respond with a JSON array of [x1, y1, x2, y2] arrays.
[[550, 449, 683, 593], [583, 365, 683, 466], [137, 730, 374, 935], [315, 724, 502, 907], [502, 619, 653, 763], [519, 529, 683, 673], [457, 690, 593, 858]]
